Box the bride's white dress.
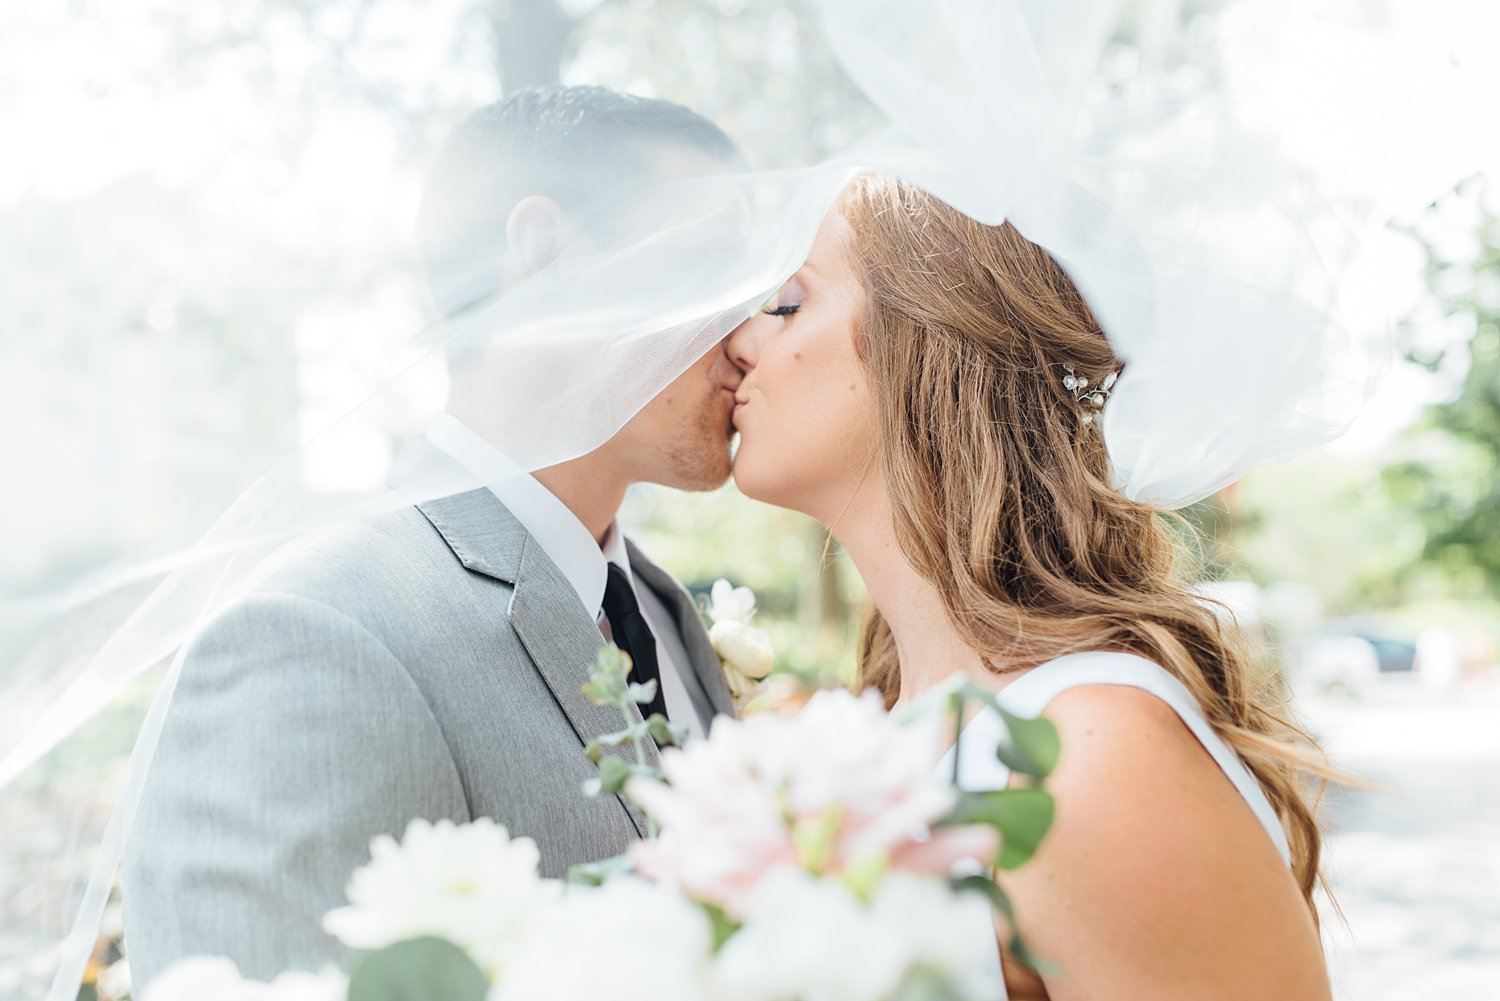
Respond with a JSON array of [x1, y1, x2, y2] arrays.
[[935, 651, 1294, 999]]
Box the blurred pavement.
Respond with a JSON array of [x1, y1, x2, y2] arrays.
[[1306, 674, 1500, 999]]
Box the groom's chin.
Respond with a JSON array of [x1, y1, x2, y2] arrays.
[[660, 439, 733, 493]]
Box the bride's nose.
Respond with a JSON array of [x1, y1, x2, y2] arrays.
[[725, 315, 762, 373]]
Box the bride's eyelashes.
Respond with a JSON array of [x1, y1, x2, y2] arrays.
[[761, 277, 806, 317]]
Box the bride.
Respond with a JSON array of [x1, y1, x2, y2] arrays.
[[725, 174, 1333, 999]]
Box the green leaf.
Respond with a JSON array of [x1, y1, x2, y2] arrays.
[[581, 645, 633, 705], [993, 705, 1061, 779], [584, 730, 633, 764], [892, 964, 973, 1001], [840, 850, 891, 901], [950, 875, 1059, 979], [626, 679, 659, 706], [791, 806, 843, 873], [944, 788, 1055, 870], [951, 872, 1014, 924], [347, 937, 488, 1001], [583, 755, 632, 797], [567, 852, 635, 886], [700, 901, 741, 952], [1007, 931, 1061, 978], [644, 713, 686, 748]]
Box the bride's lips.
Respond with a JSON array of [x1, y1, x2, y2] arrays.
[[731, 392, 750, 426]]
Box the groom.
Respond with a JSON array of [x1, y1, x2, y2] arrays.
[[123, 86, 744, 989]]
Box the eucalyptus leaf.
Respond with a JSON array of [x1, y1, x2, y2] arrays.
[[993, 704, 1061, 779], [587, 729, 632, 756], [951, 873, 1015, 923], [944, 788, 1055, 870], [567, 851, 635, 886], [644, 714, 683, 748], [592, 755, 632, 795], [700, 901, 741, 952], [582, 645, 633, 705], [950, 875, 1058, 978], [578, 679, 610, 706], [1008, 931, 1061, 978], [347, 937, 488, 1001], [892, 964, 972, 1001], [626, 679, 659, 705]]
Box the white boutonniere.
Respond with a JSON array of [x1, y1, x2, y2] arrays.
[[704, 578, 775, 711]]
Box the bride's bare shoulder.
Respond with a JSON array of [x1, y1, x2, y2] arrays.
[[998, 683, 1330, 999], [1032, 682, 1286, 875]]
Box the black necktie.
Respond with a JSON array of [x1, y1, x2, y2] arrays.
[[601, 563, 668, 721]]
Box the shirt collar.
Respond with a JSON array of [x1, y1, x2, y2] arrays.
[[426, 412, 628, 617]]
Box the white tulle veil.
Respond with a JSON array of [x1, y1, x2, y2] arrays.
[[4, 0, 1488, 996]]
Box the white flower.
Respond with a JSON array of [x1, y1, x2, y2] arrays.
[[705, 579, 775, 700], [492, 877, 715, 1001], [709, 621, 775, 685], [142, 957, 261, 1001], [628, 689, 968, 917], [322, 817, 560, 981], [261, 969, 350, 1001], [99, 958, 132, 1000], [708, 578, 758, 626], [870, 874, 1004, 1001], [710, 871, 1001, 1001], [142, 959, 346, 1001], [712, 870, 907, 1001]]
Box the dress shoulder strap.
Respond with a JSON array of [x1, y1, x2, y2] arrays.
[[996, 651, 1293, 866]]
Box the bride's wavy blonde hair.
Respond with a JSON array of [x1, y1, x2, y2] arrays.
[[840, 175, 1330, 920]]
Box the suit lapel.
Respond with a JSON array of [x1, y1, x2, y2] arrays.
[[626, 540, 737, 721], [417, 489, 659, 838]]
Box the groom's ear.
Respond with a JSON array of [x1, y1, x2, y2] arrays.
[[505, 195, 568, 281]]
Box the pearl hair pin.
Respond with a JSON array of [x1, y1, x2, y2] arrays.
[[1062, 366, 1119, 424]]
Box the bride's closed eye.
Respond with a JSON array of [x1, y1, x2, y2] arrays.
[[760, 278, 805, 317]]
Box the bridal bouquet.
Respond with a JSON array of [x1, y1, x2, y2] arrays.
[[144, 648, 1059, 1001]]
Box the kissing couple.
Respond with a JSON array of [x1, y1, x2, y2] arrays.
[[124, 85, 1334, 1000]]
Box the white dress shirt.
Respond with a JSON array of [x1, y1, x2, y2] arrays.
[[426, 413, 705, 738]]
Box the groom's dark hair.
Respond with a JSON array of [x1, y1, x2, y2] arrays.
[[417, 85, 744, 320]]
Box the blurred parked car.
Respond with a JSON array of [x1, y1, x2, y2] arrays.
[[1294, 633, 1381, 694], [1356, 632, 1418, 673]]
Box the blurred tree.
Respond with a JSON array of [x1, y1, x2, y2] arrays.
[[1234, 452, 1430, 615], [1384, 182, 1500, 599], [485, 0, 578, 91]]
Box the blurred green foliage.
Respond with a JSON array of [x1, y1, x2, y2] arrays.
[[1223, 180, 1500, 645], [1384, 186, 1500, 601], [625, 484, 864, 682]]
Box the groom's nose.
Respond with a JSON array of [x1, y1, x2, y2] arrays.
[[725, 315, 760, 374], [711, 336, 745, 389]]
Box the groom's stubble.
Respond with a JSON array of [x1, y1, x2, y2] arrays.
[[639, 344, 742, 492]]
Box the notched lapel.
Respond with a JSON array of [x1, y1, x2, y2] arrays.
[[508, 536, 660, 837], [416, 488, 525, 583], [418, 488, 660, 839]]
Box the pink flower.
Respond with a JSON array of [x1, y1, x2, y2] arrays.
[[627, 689, 991, 917]]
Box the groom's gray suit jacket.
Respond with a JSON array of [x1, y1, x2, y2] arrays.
[[121, 487, 734, 989]]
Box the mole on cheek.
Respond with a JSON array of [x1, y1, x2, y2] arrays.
[[793, 351, 803, 361]]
